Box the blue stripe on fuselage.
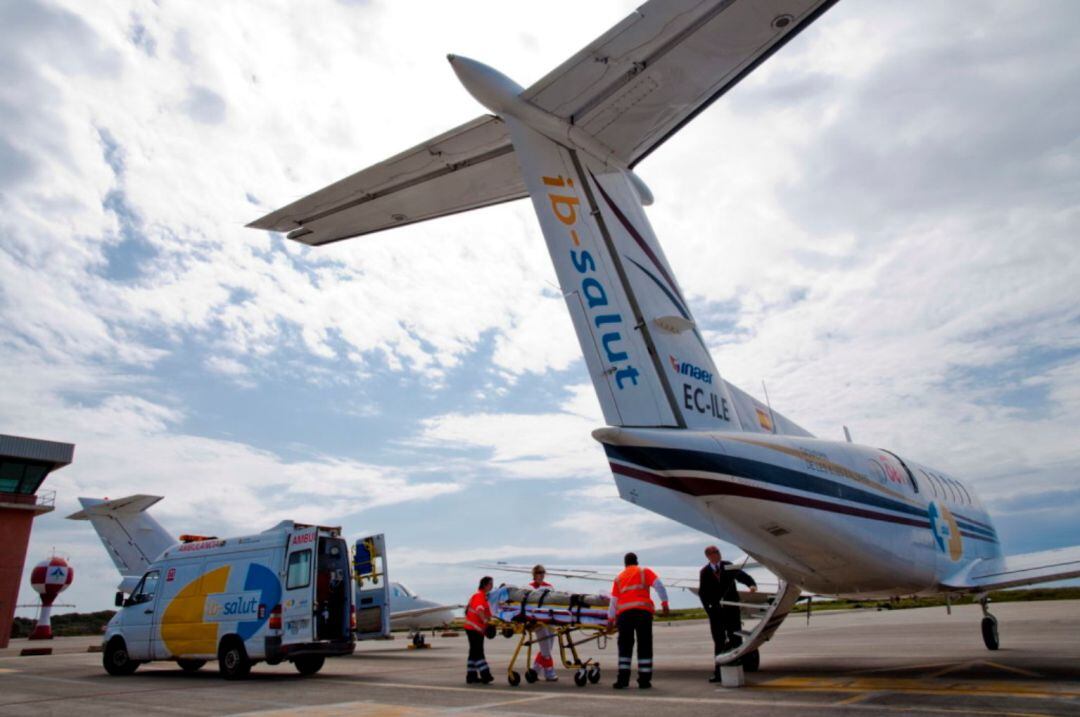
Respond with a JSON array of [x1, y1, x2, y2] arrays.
[[603, 443, 997, 542]]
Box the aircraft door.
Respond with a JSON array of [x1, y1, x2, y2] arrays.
[[353, 534, 390, 640], [282, 527, 318, 644]]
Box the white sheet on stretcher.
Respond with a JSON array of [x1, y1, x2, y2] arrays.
[[493, 603, 609, 626]]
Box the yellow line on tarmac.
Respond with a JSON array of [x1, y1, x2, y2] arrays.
[[311, 677, 1068, 717], [758, 675, 1079, 700]]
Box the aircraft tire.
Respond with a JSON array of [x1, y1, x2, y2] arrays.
[[218, 637, 252, 680], [177, 658, 206, 673], [103, 637, 139, 676], [981, 616, 999, 651], [294, 655, 326, 675]]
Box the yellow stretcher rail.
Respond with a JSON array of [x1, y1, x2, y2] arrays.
[[492, 616, 616, 687]]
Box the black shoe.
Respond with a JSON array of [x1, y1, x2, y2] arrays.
[[708, 673, 722, 683], [466, 672, 478, 684], [637, 680, 652, 689], [480, 670, 494, 684], [612, 680, 629, 689]]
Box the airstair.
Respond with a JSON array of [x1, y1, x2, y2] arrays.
[[714, 580, 801, 670]]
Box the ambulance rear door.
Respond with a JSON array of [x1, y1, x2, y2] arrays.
[[353, 534, 391, 640], [281, 526, 318, 644]]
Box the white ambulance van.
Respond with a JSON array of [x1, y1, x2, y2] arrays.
[[102, 521, 355, 679]]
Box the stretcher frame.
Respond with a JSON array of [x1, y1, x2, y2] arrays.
[[494, 616, 615, 687]]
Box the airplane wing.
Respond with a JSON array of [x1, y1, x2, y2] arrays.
[[480, 561, 767, 594], [943, 545, 1080, 592], [250, 0, 837, 245], [392, 604, 462, 620]]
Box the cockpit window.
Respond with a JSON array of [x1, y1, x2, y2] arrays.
[[396, 583, 413, 597]]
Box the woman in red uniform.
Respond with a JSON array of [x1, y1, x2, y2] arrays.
[[464, 576, 495, 684]]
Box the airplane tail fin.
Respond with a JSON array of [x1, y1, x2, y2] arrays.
[[507, 119, 739, 429], [67, 495, 176, 576]]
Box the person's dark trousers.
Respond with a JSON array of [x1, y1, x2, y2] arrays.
[[466, 630, 492, 683], [706, 608, 726, 678], [615, 609, 654, 688]]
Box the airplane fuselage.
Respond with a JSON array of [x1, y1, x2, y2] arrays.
[[594, 426, 1001, 599]]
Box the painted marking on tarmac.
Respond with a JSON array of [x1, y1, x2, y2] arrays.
[[758, 675, 1079, 699], [313, 677, 1074, 716]]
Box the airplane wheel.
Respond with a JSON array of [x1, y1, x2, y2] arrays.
[[177, 658, 206, 673], [525, 668, 538, 683], [574, 668, 587, 687], [508, 670, 521, 686], [981, 616, 999, 651], [743, 649, 760, 672], [587, 665, 601, 684]]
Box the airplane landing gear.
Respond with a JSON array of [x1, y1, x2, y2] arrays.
[[980, 596, 999, 651]]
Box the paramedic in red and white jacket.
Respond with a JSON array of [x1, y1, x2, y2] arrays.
[[464, 576, 495, 684], [607, 552, 669, 689], [528, 564, 558, 681]]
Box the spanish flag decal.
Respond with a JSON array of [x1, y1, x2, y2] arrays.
[[756, 407, 774, 432]]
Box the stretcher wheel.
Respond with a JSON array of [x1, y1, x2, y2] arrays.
[[587, 665, 601, 684], [574, 668, 587, 687], [501, 628, 515, 639], [508, 671, 521, 686], [525, 668, 538, 684]]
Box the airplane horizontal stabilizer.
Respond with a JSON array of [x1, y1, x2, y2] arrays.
[[943, 545, 1080, 592], [251, 0, 838, 250]]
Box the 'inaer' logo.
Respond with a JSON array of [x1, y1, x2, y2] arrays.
[[669, 355, 712, 384]]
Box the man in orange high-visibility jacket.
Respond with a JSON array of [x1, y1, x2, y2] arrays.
[[464, 576, 495, 684], [608, 552, 669, 689]]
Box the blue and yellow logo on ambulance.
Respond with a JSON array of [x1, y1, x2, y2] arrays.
[[161, 563, 281, 655], [927, 502, 963, 561]]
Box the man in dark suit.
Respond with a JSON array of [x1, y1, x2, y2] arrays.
[[698, 545, 756, 682]]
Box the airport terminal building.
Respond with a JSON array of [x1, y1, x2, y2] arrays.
[[0, 434, 74, 647]]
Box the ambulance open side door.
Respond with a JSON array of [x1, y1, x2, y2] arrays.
[[282, 526, 319, 644], [353, 534, 391, 640]]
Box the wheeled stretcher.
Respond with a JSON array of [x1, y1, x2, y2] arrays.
[[489, 585, 616, 687]]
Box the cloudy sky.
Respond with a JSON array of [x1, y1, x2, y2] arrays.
[[3, 0, 1078, 613]]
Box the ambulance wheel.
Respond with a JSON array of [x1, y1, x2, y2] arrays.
[[103, 637, 139, 676], [508, 671, 521, 686], [574, 668, 587, 687], [743, 649, 761, 672], [294, 655, 325, 675], [525, 668, 538, 683], [177, 658, 206, 673], [218, 638, 252, 680], [981, 616, 999, 651], [587, 665, 601, 684]]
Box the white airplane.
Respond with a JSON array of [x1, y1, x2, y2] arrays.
[[69, 495, 456, 645], [249, 0, 1080, 669], [387, 583, 459, 647]]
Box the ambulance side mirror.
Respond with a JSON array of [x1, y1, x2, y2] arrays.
[[115, 591, 125, 608]]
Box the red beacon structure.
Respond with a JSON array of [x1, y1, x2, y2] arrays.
[[28, 556, 74, 640]]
